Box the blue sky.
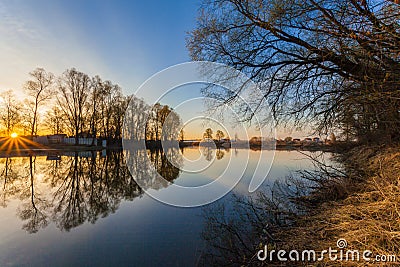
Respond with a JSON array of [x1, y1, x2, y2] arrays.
[[0, 0, 199, 94], [0, 0, 311, 139]]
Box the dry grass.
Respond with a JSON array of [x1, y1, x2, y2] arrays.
[[274, 145, 400, 266]]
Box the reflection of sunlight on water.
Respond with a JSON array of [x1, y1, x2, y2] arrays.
[[35, 173, 45, 182], [181, 147, 202, 161], [170, 147, 228, 187], [0, 136, 45, 155], [0, 149, 335, 233], [0, 148, 337, 267], [167, 148, 336, 193], [174, 147, 217, 174]]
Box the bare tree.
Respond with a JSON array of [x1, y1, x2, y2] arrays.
[[44, 106, 66, 135], [97, 80, 127, 142], [188, 0, 400, 143], [88, 76, 102, 140], [123, 95, 150, 141], [0, 90, 21, 136], [24, 68, 54, 137], [203, 128, 213, 140], [215, 130, 225, 142], [57, 69, 91, 144], [111, 93, 131, 142], [146, 103, 162, 141], [145, 103, 180, 142], [179, 129, 185, 142]]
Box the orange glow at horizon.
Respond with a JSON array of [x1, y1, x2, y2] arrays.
[[0, 136, 44, 155]]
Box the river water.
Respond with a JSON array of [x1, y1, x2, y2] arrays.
[[0, 148, 335, 266]]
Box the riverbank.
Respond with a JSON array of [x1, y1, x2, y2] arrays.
[[0, 140, 106, 158], [273, 144, 400, 266]]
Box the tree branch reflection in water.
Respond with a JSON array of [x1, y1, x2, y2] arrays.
[[200, 147, 227, 162], [0, 149, 181, 233], [200, 152, 342, 266]]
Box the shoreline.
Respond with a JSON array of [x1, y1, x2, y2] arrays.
[[199, 143, 400, 266], [0, 143, 348, 158], [268, 144, 400, 266]]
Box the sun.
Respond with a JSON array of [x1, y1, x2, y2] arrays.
[[10, 132, 18, 138]]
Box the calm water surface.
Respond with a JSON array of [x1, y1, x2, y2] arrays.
[[0, 148, 334, 266]]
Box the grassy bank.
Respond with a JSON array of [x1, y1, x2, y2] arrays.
[[274, 145, 400, 266], [200, 144, 400, 266]]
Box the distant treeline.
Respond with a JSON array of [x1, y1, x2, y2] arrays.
[[0, 68, 180, 145]]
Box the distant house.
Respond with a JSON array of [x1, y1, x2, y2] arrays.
[[313, 137, 320, 142], [304, 138, 312, 142], [33, 136, 48, 145], [47, 134, 67, 144], [293, 138, 301, 143]]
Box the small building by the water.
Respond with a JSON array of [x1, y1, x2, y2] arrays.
[[47, 134, 67, 144]]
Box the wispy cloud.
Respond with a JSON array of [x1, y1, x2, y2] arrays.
[[0, 1, 111, 94], [0, 2, 42, 42]]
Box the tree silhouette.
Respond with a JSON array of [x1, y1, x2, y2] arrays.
[[0, 90, 21, 136], [24, 68, 54, 137], [188, 0, 400, 143], [44, 106, 65, 135], [215, 130, 225, 142], [58, 69, 90, 145], [203, 128, 213, 140]]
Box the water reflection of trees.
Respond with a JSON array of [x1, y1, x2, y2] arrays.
[[200, 152, 344, 266], [19, 156, 50, 233], [200, 147, 227, 161], [0, 158, 22, 207], [216, 149, 225, 160], [124, 147, 182, 191], [0, 149, 181, 233]]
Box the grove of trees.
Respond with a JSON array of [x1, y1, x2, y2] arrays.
[[202, 128, 226, 141], [203, 128, 214, 139], [0, 67, 179, 146]]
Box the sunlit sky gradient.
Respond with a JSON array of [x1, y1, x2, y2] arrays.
[[0, 0, 197, 92], [0, 0, 311, 139]]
